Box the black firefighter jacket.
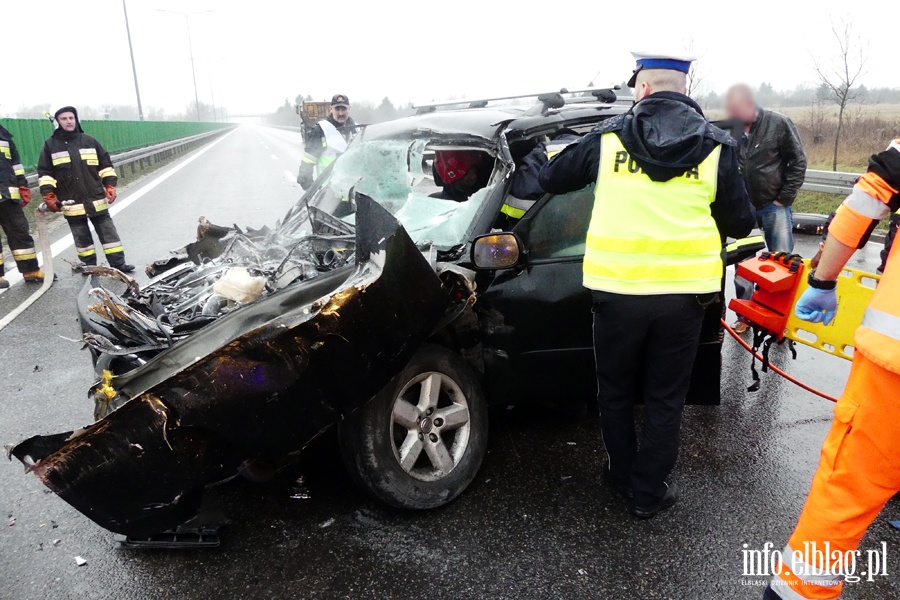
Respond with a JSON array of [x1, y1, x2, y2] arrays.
[[741, 108, 807, 209], [38, 129, 117, 215], [0, 125, 28, 202]]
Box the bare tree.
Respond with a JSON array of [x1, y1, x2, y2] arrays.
[[683, 37, 706, 98], [806, 84, 829, 145], [813, 18, 867, 171]]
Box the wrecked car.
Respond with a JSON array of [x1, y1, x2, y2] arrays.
[[11, 93, 763, 537]]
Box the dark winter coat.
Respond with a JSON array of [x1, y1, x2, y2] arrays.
[[740, 108, 807, 209], [0, 125, 28, 201]]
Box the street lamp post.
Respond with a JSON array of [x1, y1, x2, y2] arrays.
[[157, 9, 213, 121], [208, 70, 218, 122], [122, 0, 143, 120]]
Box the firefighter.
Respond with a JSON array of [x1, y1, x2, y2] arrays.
[[539, 52, 755, 518], [431, 150, 491, 202], [296, 94, 357, 189], [497, 129, 581, 228], [37, 106, 133, 273], [0, 124, 42, 286], [764, 141, 900, 600]]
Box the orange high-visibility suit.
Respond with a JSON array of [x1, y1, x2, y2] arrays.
[[767, 141, 900, 600]]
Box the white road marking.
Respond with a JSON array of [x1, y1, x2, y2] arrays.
[[1, 129, 238, 291], [271, 153, 278, 160], [284, 170, 297, 183]]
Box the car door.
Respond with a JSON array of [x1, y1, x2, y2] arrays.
[[475, 186, 597, 403]]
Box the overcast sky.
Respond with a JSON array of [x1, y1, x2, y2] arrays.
[[3, 0, 893, 118]]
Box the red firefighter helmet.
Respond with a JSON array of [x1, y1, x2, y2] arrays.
[[434, 150, 483, 184]]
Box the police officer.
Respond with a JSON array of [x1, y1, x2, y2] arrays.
[[0, 124, 42, 287], [539, 52, 755, 518], [296, 94, 357, 189], [37, 106, 133, 273]]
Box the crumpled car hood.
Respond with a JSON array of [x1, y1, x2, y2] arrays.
[[10, 198, 450, 537]]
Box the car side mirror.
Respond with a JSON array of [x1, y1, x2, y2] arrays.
[[471, 233, 522, 270]]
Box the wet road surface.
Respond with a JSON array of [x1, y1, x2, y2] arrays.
[[1, 126, 897, 600]]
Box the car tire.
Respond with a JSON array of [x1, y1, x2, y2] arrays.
[[338, 343, 488, 510]]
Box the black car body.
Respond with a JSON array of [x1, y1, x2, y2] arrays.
[[11, 95, 761, 537]]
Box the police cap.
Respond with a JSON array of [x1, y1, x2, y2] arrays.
[[627, 51, 697, 88]]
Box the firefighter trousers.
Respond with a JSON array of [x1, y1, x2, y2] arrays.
[[770, 353, 900, 599], [591, 291, 706, 507], [66, 211, 126, 268], [0, 199, 38, 275]]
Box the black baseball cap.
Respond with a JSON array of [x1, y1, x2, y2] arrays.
[[331, 94, 350, 108]]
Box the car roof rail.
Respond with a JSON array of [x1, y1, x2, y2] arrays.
[[566, 85, 631, 104], [412, 87, 622, 113]]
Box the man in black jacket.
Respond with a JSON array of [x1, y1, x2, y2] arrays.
[[0, 124, 41, 286], [296, 94, 357, 189], [540, 53, 755, 518], [38, 106, 133, 273], [726, 84, 807, 332]]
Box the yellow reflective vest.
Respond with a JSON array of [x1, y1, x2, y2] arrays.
[[582, 133, 723, 295]]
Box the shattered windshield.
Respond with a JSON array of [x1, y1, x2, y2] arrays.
[[304, 139, 500, 249]]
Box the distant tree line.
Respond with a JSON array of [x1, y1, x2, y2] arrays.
[[267, 95, 415, 127], [6, 101, 223, 122], [698, 83, 900, 111]]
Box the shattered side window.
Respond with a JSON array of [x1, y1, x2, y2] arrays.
[[308, 140, 499, 249]]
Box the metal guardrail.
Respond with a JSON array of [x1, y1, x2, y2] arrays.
[[801, 169, 859, 196], [1, 118, 232, 171], [798, 169, 892, 242], [23, 127, 235, 188]]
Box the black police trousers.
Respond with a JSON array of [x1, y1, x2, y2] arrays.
[[66, 211, 126, 268], [0, 199, 38, 275], [592, 291, 707, 508]]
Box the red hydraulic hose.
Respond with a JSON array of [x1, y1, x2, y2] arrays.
[[720, 319, 840, 403]]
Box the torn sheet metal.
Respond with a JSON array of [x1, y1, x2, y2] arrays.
[[80, 203, 357, 364], [11, 198, 449, 537]]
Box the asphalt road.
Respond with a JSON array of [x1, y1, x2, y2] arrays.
[[1, 126, 898, 600]]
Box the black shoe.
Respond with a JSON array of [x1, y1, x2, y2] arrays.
[[115, 264, 136, 273], [602, 468, 633, 500], [631, 482, 678, 518]]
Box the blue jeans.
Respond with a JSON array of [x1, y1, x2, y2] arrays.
[[734, 203, 794, 301]]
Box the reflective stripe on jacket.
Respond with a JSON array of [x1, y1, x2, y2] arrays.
[[500, 196, 535, 219], [62, 199, 109, 218], [0, 126, 28, 201], [827, 141, 900, 374], [849, 193, 900, 374], [37, 130, 117, 205], [583, 132, 723, 295]]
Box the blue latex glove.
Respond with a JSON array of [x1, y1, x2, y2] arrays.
[[795, 287, 838, 325]]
